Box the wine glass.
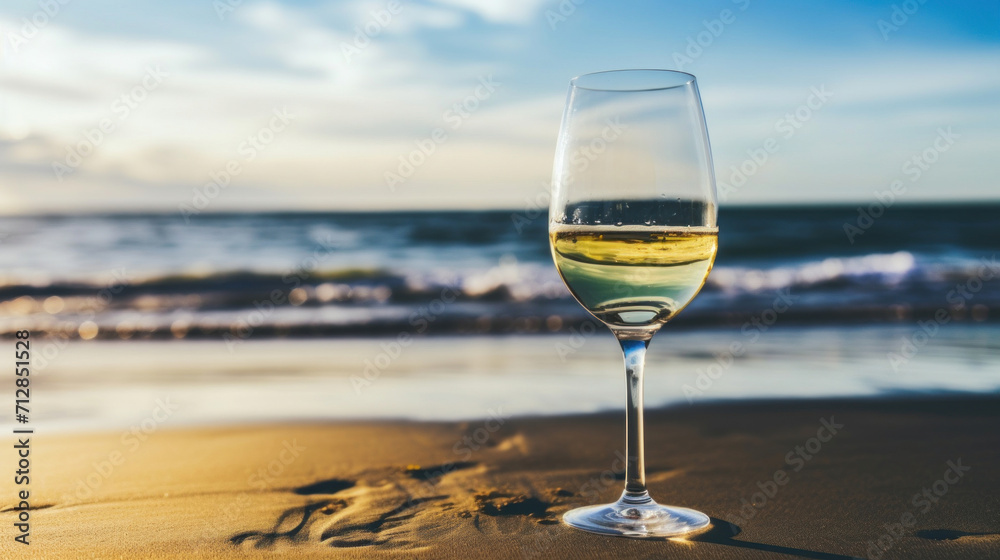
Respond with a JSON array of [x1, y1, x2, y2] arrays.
[[549, 69, 718, 538]]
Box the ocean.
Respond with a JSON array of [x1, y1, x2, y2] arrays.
[[1, 204, 998, 339], [2, 204, 999, 429]]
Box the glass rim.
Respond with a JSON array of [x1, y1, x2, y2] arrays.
[[570, 69, 696, 92]]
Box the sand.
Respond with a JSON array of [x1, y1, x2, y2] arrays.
[[3, 395, 999, 559]]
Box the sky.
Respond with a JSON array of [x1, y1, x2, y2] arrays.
[[0, 0, 997, 214]]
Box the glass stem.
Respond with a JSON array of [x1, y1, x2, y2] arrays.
[[618, 337, 652, 505]]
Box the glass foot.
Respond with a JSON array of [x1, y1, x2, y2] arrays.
[[563, 491, 710, 538]]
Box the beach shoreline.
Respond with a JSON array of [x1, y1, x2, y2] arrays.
[[21, 326, 1000, 433]]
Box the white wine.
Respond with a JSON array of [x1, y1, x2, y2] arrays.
[[550, 226, 718, 329]]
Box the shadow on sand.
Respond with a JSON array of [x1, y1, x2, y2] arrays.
[[687, 518, 863, 560]]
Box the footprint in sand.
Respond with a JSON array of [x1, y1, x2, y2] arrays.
[[230, 459, 570, 550], [294, 478, 355, 495], [231, 464, 475, 550], [473, 491, 551, 519], [230, 477, 359, 548], [317, 462, 483, 548], [230, 499, 350, 548]]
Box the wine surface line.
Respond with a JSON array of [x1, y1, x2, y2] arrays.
[[550, 226, 718, 329]]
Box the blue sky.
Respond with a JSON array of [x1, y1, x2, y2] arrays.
[[0, 0, 997, 213]]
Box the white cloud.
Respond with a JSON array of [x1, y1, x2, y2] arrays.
[[391, 3, 465, 32], [0, 3, 996, 214], [428, 0, 549, 24]]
